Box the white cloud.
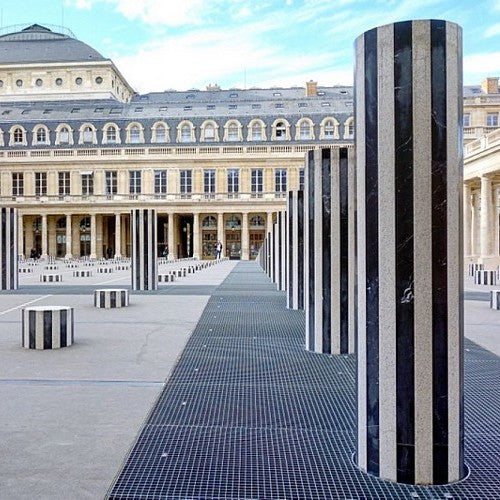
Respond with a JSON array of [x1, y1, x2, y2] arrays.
[[463, 52, 500, 83], [485, 23, 500, 38]]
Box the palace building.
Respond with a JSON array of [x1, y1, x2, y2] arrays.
[[0, 23, 498, 262]]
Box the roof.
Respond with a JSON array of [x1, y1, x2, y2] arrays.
[[0, 24, 106, 65]]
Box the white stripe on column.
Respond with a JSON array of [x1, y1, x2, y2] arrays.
[[347, 146, 356, 354], [330, 147, 341, 354], [356, 32, 368, 472], [52, 309, 61, 349], [446, 20, 463, 483], [35, 310, 44, 350], [313, 149, 323, 352], [377, 23, 397, 482], [412, 19, 434, 485]]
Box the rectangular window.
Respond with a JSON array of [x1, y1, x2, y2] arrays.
[[58, 171, 70, 196], [299, 168, 305, 191], [463, 113, 471, 127], [204, 169, 216, 194], [12, 172, 24, 197], [105, 170, 117, 195], [486, 112, 498, 127], [275, 168, 287, 194], [180, 169, 192, 196], [81, 173, 94, 196], [251, 168, 263, 197], [154, 170, 167, 195], [227, 168, 239, 195], [129, 170, 141, 195], [35, 172, 47, 196]]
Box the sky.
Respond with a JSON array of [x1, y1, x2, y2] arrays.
[[0, 0, 498, 93]]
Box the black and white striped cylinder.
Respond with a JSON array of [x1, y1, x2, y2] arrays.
[[73, 270, 92, 277], [97, 267, 114, 274], [274, 211, 287, 291], [474, 270, 497, 285], [1, 207, 18, 290], [286, 190, 304, 310], [304, 147, 356, 355], [468, 263, 483, 276], [40, 274, 62, 282], [490, 290, 500, 310], [131, 208, 158, 291], [158, 273, 175, 282], [19, 268, 33, 274], [355, 20, 464, 484], [94, 289, 129, 308], [22, 306, 74, 349]]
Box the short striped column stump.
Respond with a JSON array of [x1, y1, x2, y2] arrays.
[[83, 262, 95, 267], [474, 270, 497, 285], [491, 290, 500, 310], [175, 269, 186, 277], [22, 306, 74, 349], [73, 270, 92, 278], [18, 268, 33, 273], [97, 267, 114, 274], [115, 265, 130, 271], [40, 274, 62, 283], [44, 264, 59, 271], [66, 263, 78, 269], [468, 263, 484, 276], [94, 289, 129, 308], [158, 274, 175, 283]]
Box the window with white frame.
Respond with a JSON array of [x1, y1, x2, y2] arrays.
[[12, 172, 24, 196], [36, 127, 47, 144], [180, 169, 192, 194], [81, 173, 93, 196], [129, 170, 141, 194], [13, 127, 24, 144], [275, 168, 287, 192], [251, 122, 262, 141], [154, 170, 167, 195], [106, 126, 118, 143], [130, 125, 141, 143], [487, 112, 498, 127], [204, 124, 215, 142], [227, 168, 239, 194], [105, 170, 117, 195], [59, 127, 70, 144], [155, 125, 167, 143], [299, 168, 305, 191], [204, 169, 216, 193], [275, 121, 286, 140], [463, 113, 471, 128], [35, 172, 47, 196], [58, 171, 70, 196], [324, 119, 335, 138], [348, 121, 354, 136], [300, 121, 311, 139], [82, 126, 93, 143], [181, 124, 192, 143], [251, 168, 263, 195], [227, 123, 239, 141]]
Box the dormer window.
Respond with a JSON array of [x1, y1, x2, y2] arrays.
[[156, 125, 166, 143], [181, 124, 191, 142], [106, 126, 118, 143], [205, 124, 215, 142], [228, 123, 238, 141], [83, 126, 93, 143], [59, 127, 70, 144], [13, 127, 24, 144], [130, 126, 140, 143], [36, 128, 47, 144], [252, 123, 262, 141], [276, 122, 286, 140]]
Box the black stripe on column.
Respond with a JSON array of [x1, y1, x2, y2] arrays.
[[10, 210, 15, 289], [134, 210, 139, 289], [339, 147, 349, 354], [60, 309, 67, 347], [394, 20, 415, 485], [29, 310, 36, 349], [121, 291, 126, 307], [431, 19, 449, 484], [364, 27, 379, 476], [322, 148, 331, 353], [307, 151, 315, 352], [277, 214, 282, 290], [43, 310, 52, 349], [297, 190, 304, 310], [144, 210, 149, 290], [1, 208, 6, 290], [111, 292, 116, 308]]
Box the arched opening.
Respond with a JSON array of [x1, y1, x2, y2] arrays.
[[56, 216, 66, 257], [225, 215, 241, 259], [202, 215, 217, 259], [80, 216, 91, 256]]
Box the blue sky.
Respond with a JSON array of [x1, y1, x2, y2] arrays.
[[0, 0, 498, 92]]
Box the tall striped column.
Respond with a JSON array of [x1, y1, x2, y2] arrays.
[[355, 20, 464, 485], [275, 211, 287, 292], [304, 147, 355, 355], [286, 190, 305, 310], [1, 207, 18, 290], [131, 208, 158, 291]]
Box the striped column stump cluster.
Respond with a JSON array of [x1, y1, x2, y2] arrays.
[[22, 306, 74, 349], [115, 265, 130, 271], [158, 274, 175, 283], [83, 262, 96, 267], [65, 263, 78, 269], [40, 274, 62, 283], [97, 267, 114, 274], [468, 263, 483, 276], [73, 270, 92, 278], [19, 268, 33, 273], [94, 289, 129, 308], [0, 207, 18, 290], [474, 270, 497, 285], [490, 290, 500, 310], [286, 190, 304, 310], [304, 147, 356, 355], [355, 20, 464, 485], [131, 208, 158, 291], [44, 265, 59, 270]]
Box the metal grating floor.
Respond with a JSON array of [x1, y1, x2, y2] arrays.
[[108, 262, 500, 499]]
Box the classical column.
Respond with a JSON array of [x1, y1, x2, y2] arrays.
[[131, 208, 158, 291], [65, 214, 72, 259], [193, 212, 201, 259], [90, 213, 97, 259], [1, 207, 18, 290], [115, 213, 122, 258], [480, 175, 492, 259], [217, 212, 224, 257], [41, 214, 48, 259], [241, 212, 249, 260], [266, 212, 273, 233], [463, 184, 472, 258], [471, 191, 480, 256], [355, 20, 464, 485], [167, 213, 175, 260], [17, 211, 24, 258]]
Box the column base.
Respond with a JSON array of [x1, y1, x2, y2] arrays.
[[114, 253, 122, 259], [65, 253, 73, 260]]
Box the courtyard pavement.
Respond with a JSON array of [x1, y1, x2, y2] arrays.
[[0, 261, 498, 499]]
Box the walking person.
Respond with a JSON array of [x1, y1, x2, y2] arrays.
[[215, 240, 223, 260]]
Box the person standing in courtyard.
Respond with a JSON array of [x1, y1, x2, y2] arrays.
[[216, 240, 223, 259]]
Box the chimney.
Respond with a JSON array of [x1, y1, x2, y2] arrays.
[[306, 80, 318, 97], [481, 77, 499, 94], [206, 83, 221, 91]]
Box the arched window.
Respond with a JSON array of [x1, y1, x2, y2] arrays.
[[155, 125, 166, 143], [226, 215, 241, 229], [228, 123, 239, 141], [13, 127, 24, 144], [181, 124, 191, 142], [252, 123, 262, 140], [36, 127, 47, 144], [59, 127, 70, 144], [249, 215, 265, 227], [300, 121, 311, 139], [152, 122, 169, 143], [130, 125, 140, 143], [202, 215, 217, 228], [33, 217, 42, 232], [276, 121, 286, 140], [106, 126, 118, 143], [343, 117, 354, 139], [56, 217, 66, 229], [324, 119, 335, 138], [204, 124, 215, 141]]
